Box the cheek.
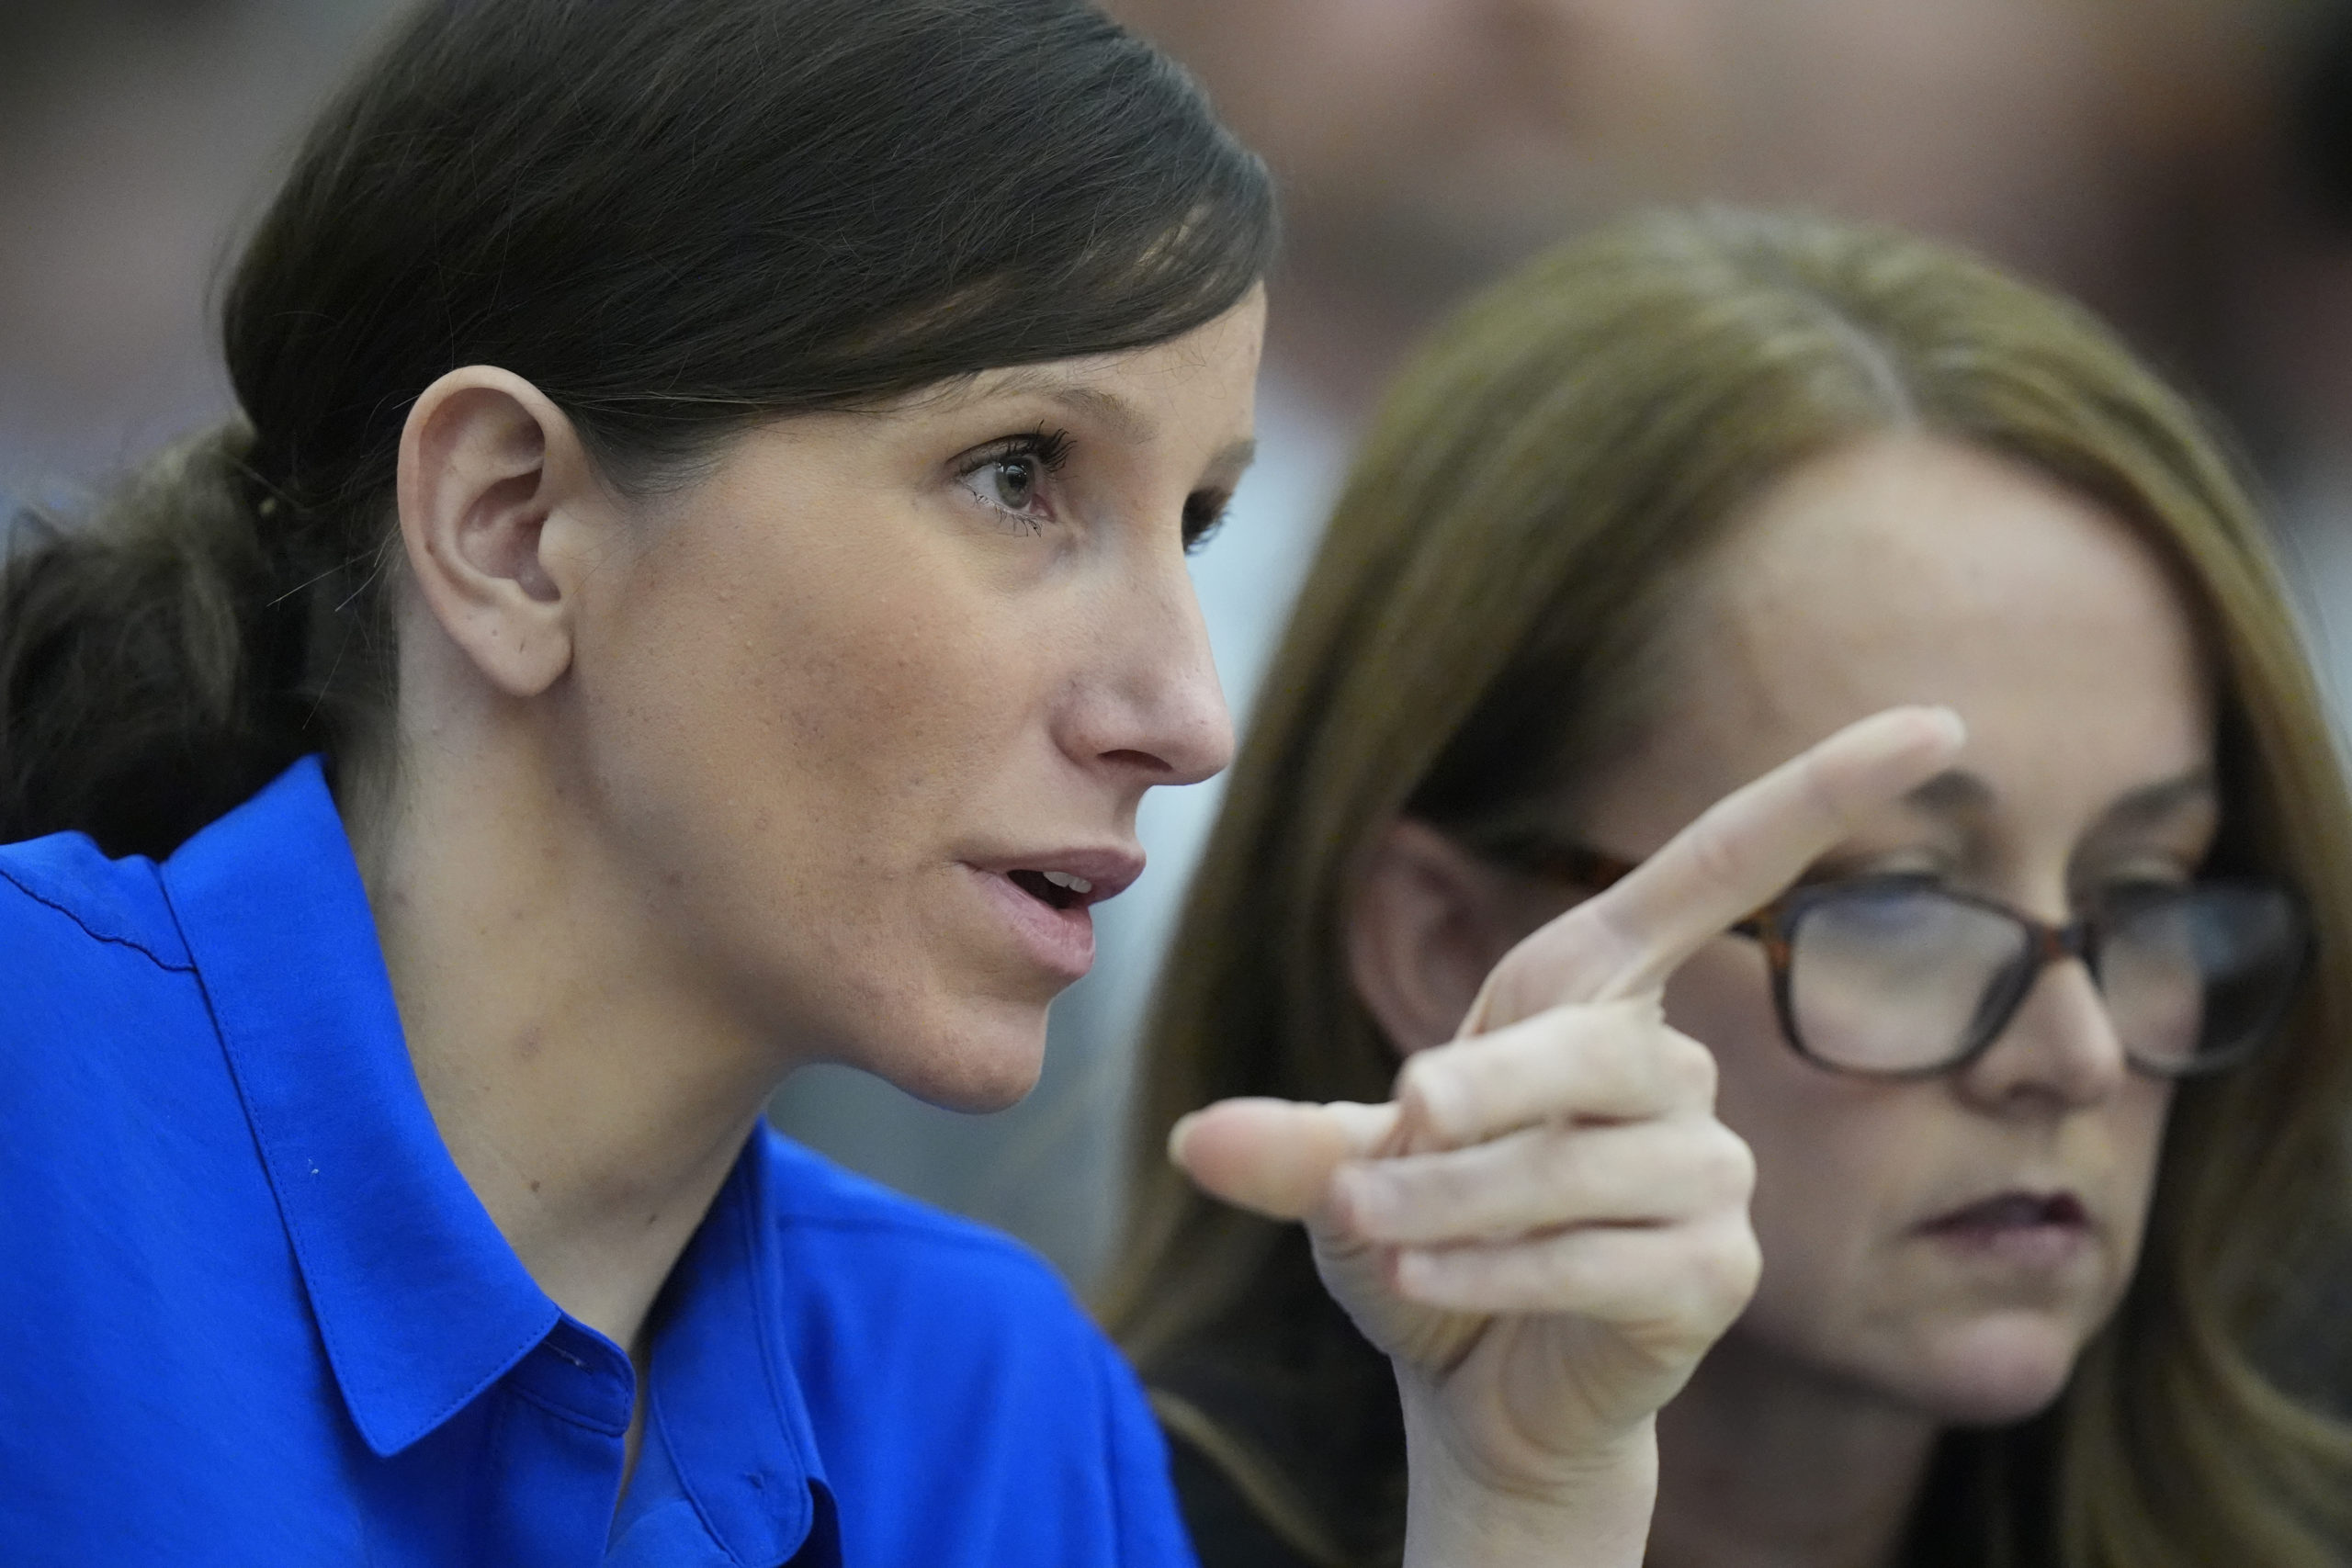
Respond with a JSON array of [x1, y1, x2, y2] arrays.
[[1667, 946, 2177, 1422], [1665, 942, 1894, 1301], [591, 516, 1005, 861], [564, 505, 1051, 1069], [2098, 1077, 2176, 1268]]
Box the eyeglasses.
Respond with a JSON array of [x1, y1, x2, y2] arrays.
[[1492, 840, 2310, 1079]]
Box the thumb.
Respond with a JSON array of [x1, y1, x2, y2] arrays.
[[1170, 1097, 1400, 1222]]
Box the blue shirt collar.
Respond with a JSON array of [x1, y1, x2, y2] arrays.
[[155, 760, 833, 1567], [644, 1144, 833, 1564], [164, 757, 559, 1457]]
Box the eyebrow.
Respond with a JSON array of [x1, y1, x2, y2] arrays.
[[1899, 765, 2218, 824], [1204, 434, 1259, 481], [958, 368, 1258, 481], [979, 371, 1157, 445], [1903, 769, 1996, 817], [2095, 767, 2218, 828]]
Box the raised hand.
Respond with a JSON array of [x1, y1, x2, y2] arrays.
[[1170, 705, 1966, 1566]]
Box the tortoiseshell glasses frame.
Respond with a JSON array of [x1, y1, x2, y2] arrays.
[[1486, 837, 2309, 1080]]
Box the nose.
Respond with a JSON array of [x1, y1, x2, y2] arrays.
[[1954, 953, 2132, 1112], [1064, 547, 1234, 788]]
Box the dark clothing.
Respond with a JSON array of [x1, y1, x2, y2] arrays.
[[1164, 1432, 1326, 1568], [1147, 1234, 1407, 1568], [1148, 1231, 2067, 1568]]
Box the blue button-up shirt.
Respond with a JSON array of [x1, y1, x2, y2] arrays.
[[1, 760, 1197, 1567]]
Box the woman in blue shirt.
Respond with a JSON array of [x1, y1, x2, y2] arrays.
[[0, 2, 1962, 1563]]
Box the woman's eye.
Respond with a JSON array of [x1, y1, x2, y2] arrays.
[[1182, 491, 1231, 554], [2089, 870, 2194, 910], [1807, 852, 1950, 887], [957, 429, 1071, 535], [977, 457, 1042, 515]]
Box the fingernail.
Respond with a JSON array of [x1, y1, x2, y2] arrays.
[[1165, 1111, 1200, 1164]]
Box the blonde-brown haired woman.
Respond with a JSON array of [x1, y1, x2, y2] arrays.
[[1106, 209, 2352, 1567]]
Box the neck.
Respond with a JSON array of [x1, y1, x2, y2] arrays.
[[1648, 1332, 1941, 1568], [351, 709, 784, 1359]]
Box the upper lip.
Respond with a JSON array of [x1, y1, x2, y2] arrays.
[[1917, 1189, 2092, 1233], [965, 847, 1146, 908]]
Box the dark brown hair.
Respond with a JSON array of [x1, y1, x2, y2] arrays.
[[0, 0, 1274, 859]]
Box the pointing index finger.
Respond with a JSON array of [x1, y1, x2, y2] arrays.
[[1586, 705, 1965, 1001]]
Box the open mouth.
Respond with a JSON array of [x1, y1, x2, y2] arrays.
[[1006, 868, 1094, 911]]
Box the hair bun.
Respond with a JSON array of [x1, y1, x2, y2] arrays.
[[0, 423, 319, 858]]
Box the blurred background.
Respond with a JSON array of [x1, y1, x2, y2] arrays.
[[11, 0, 2352, 1286]]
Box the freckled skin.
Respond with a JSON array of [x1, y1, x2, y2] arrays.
[[542, 298, 1263, 1111], [1570, 435, 2208, 1423]]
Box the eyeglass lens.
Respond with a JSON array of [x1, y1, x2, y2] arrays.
[[1781, 881, 2303, 1076]]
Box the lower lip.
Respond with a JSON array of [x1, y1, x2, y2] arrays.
[[967, 867, 1095, 982], [1917, 1218, 2092, 1269]]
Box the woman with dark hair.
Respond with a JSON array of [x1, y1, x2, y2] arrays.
[[0, 5, 1958, 1563], [1109, 209, 2352, 1567]]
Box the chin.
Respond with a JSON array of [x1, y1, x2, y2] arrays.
[[856, 994, 1053, 1114], [1904, 1310, 2089, 1427]]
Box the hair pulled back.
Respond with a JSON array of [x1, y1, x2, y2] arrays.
[[1, 0, 1275, 859]]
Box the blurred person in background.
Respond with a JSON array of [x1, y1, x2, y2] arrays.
[[0, 0, 397, 509], [1109, 207, 2352, 1568], [774, 0, 2290, 1287], [2253, 0, 2352, 735]]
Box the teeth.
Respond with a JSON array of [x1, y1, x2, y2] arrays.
[[1041, 871, 1093, 895]]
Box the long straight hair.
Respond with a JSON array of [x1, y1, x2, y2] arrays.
[[1103, 209, 2352, 1566]]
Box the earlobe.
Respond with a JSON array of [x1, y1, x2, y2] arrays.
[[396, 366, 603, 699], [1347, 818, 1554, 1059]]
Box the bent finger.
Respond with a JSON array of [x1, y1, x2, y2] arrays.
[[1390, 1213, 1761, 1337], [1386, 1001, 1705, 1154], [1170, 1097, 1398, 1222], [1332, 1114, 1753, 1247]]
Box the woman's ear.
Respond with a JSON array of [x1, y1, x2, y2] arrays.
[[1347, 818, 1561, 1059], [395, 365, 608, 698]]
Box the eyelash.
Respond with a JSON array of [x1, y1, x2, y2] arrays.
[[955, 427, 1234, 553], [1182, 492, 1232, 555], [956, 427, 1073, 534]]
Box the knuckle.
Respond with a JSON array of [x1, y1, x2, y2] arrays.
[[1395, 1050, 1467, 1144], [1663, 1032, 1718, 1104], [1690, 1122, 1755, 1208], [1408, 1152, 1482, 1219], [1682, 817, 1752, 899], [1693, 1220, 1764, 1318], [1326, 1168, 1389, 1243], [1720, 1129, 1758, 1201], [1395, 1245, 1472, 1307]]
